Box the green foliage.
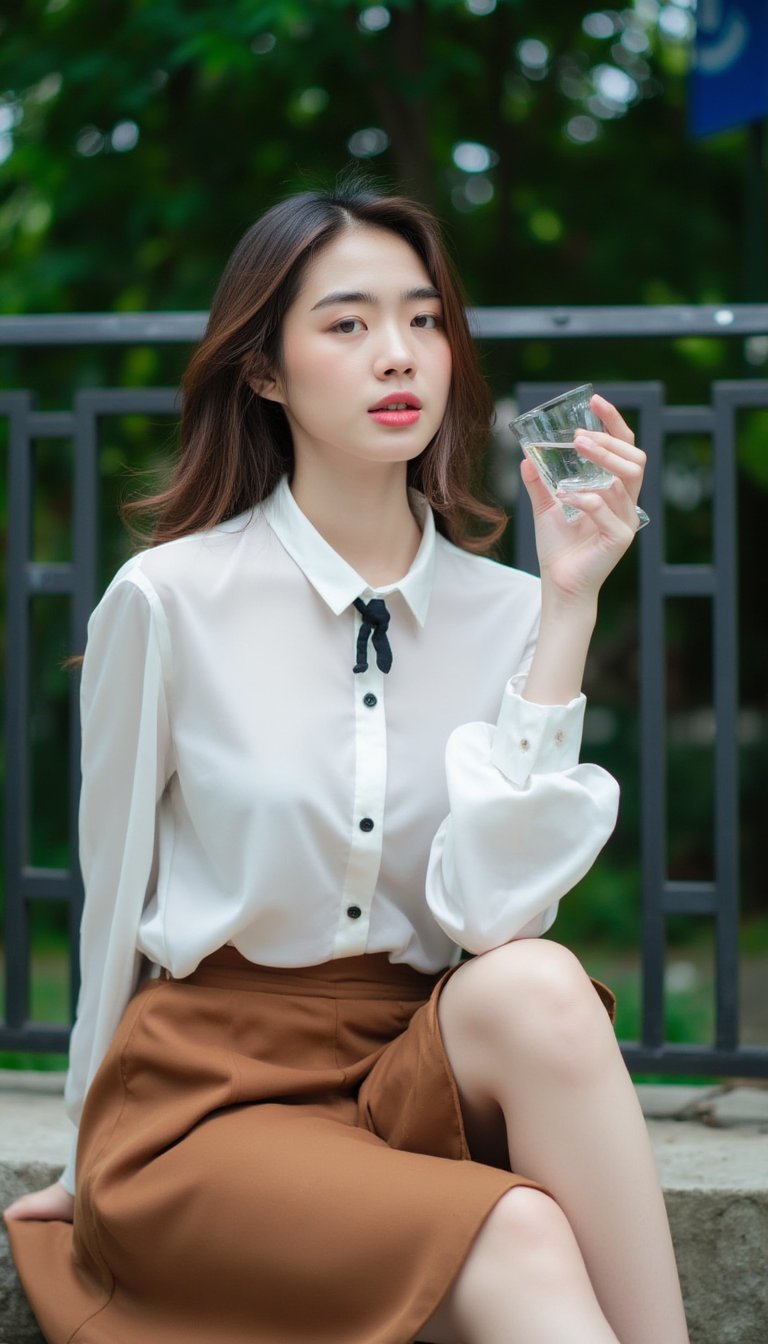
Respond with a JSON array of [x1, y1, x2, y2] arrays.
[[0, 1, 766, 984], [738, 409, 768, 487], [0, 0, 757, 316]]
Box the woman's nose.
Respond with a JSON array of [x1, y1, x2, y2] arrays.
[[374, 326, 416, 378]]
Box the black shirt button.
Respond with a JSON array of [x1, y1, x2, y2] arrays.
[[347, 905, 362, 919], [363, 693, 377, 708], [359, 817, 374, 832]]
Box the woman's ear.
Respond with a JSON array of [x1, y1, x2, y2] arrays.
[[246, 352, 286, 405], [250, 373, 286, 405]]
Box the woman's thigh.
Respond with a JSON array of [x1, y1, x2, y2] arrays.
[[436, 940, 616, 1163]]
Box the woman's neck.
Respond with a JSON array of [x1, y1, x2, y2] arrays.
[[289, 459, 422, 589]]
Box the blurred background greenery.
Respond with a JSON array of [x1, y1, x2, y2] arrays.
[[0, 0, 766, 1070]]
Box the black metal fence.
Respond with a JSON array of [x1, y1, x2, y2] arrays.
[[2, 305, 767, 1077]]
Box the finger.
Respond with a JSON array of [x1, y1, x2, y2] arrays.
[[590, 393, 635, 445], [520, 458, 560, 518], [601, 479, 647, 532], [573, 429, 645, 467], [573, 434, 644, 504], [574, 470, 644, 530], [556, 488, 637, 544]]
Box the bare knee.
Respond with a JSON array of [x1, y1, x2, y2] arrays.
[[481, 1187, 569, 1254], [458, 1187, 578, 1297], [440, 940, 614, 1083]]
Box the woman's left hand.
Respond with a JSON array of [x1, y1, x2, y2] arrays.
[[521, 393, 646, 606]]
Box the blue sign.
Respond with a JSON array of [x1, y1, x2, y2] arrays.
[[691, 0, 768, 136]]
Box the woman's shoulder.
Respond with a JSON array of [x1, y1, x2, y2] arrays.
[[100, 507, 266, 606], [434, 533, 540, 605]]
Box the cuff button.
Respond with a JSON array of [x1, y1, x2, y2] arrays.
[[520, 738, 530, 751], [555, 730, 565, 745]]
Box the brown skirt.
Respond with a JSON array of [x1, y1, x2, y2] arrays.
[[9, 948, 613, 1344]]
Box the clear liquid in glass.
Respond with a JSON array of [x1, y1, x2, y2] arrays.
[[525, 441, 614, 494]]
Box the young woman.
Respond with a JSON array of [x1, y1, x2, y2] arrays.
[[5, 181, 689, 1344]]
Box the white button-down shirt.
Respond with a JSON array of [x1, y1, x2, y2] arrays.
[[61, 475, 619, 1191]]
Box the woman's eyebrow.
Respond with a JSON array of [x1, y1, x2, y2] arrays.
[[310, 286, 442, 312]]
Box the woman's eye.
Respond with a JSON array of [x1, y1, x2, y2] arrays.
[[332, 318, 365, 334], [412, 313, 441, 329]]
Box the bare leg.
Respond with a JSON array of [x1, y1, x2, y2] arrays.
[[418, 1187, 620, 1344], [436, 940, 690, 1344]]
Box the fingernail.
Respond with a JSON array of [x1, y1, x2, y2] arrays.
[[573, 434, 592, 449]]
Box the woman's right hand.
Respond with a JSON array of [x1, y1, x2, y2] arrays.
[[3, 1181, 75, 1224]]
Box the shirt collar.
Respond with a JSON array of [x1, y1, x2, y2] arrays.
[[261, 475, 436, 627]]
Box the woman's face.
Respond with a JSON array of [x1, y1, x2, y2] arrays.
[[259, 225, 453, 476]]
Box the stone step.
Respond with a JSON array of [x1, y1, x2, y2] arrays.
[[1, 1075, 767, 1344]]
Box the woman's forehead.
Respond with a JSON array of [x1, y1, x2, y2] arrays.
[[296, 226, 434, 305]]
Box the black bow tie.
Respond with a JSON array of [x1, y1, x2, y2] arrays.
[[352, 597, 393, 675]]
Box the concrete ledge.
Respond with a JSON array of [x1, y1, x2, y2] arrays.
[[1, 1074, 767, 1344], [639, 1087, 768, 1344]]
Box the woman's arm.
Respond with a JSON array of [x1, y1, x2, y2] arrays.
[[425, 685, 620, 952], [4, 570, 172, 1213], [62, 572, 172, 1193], [522, 394, 645, 705], [425, 395, 642, 952]]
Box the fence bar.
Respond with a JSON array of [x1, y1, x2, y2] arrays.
[[637, 388, 668, 1052], [661, 882, 717, 915], [660, 566, 714, 596], [712, 389, 739, 1050], [1, 317, 766, 1076], [27, 563, 73, 596], [20, 871, 77, 899], [4, 304, 768, 346], [2, 393, 34, 1030], [621, 1044, 768, 1077], [1, 303, 768, 349], [27, 412, 75, 438]]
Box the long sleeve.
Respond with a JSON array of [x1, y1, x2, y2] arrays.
[[46, 485, 626, 1197], [60, 570, 173, 1193], [425, 674, 620, 955]]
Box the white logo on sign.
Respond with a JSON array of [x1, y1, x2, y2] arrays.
[[697, 0, 750, 73]]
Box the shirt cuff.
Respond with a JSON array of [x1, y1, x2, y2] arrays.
[[490, 674, 586, 787]]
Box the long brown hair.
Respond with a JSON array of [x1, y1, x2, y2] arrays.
[[125, 179, 506, 552]]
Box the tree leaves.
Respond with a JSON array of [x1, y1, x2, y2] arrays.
[[0, 0, 746, 315]]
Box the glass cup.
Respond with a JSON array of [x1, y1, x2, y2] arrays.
[[509, 383, 649, 528]]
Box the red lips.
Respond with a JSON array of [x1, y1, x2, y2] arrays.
[[368, 392, 422, 411]]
